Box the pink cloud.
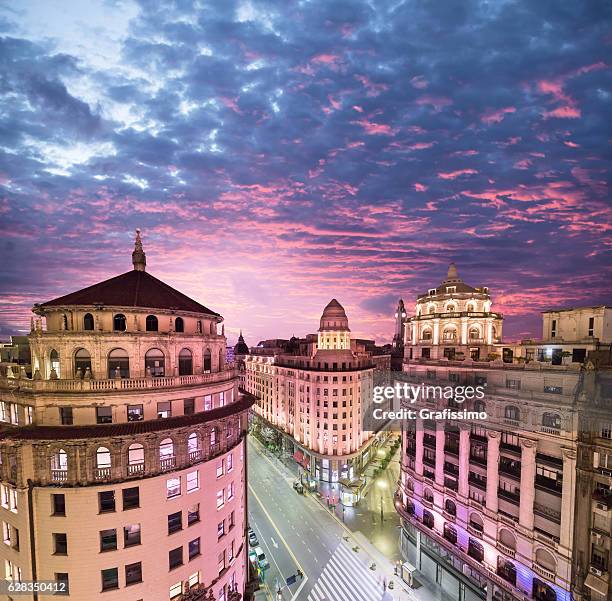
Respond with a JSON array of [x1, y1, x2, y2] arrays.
[[438, 169, 478, 180], [353, 119, 398, 136], [415, 95, 452, 111], [414, 183, 428, 192], [481, 106, 516, 124], [544, 106, 581, 119], [410, 75, 428, 89]]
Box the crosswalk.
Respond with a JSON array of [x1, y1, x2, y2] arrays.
[[307, 542, 386, 601]]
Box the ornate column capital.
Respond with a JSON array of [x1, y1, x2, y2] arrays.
[[486, 430, 499, 439], [561, 448, 577, 461], [520, 437, 537, 449]]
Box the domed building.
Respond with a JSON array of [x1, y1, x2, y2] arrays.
[[245, 299, 377, 484], [0, 232, 252, 601], [233, 332, 250, 358]]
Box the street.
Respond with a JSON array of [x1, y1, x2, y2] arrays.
[[247, 436, 413, 601]]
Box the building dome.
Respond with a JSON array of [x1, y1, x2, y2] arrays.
[[233, 331, 250, 355], [319, 299, 350, 332]]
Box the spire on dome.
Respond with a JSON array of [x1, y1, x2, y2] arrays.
[[132, 229, 146, 271]]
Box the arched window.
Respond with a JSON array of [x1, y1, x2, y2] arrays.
[[422, 329, 432, 341], [83, 313, 94, 330], [535, 548, 557, 572], [428, 304, 435, 314], [466, 302, 476, 313], [146, 315, 158, 332], [469, 327, 480, 340], [96, 446, 112, 469], [113, 314, 127, 332], [203, 349, 212, 372], [468, 538, 484, 562], [51, 449, 68, 471], [446, 304, 456, 313], [542, 413, 561, 430], [218, 348, 225, 371], [442, 327, 457, 341], [469, 512, 484, 532], [497, 556, 516, 585], [128, 443, 144, 465], [178, 348, 193, 376], [444, 499, 456, 516], [159, 438, 174, 460], [210, 427, 219, 447], [62, 314, 69, 330], [423, 487, 434, 502], [145, 348, 165, 377], [498, 528, 516, 551], [49, 349, 60, 378], [74, 348, 91, 378], [108, 348, 129, 379], [504, 405, 519, 422], [422, 510, 434, 529], [187, 433, 201, 460], [443, 523, 457, 544], [174, 317, 184, 332]]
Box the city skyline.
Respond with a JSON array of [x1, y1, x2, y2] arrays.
[[1, 0, 611, 344]]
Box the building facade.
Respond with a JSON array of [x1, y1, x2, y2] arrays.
[[395, 265, 612, 601], [0, 233, 251, 601], [245, 300, 377, 483]]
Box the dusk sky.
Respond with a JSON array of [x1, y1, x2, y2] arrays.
[[1, 0, 610, 345]]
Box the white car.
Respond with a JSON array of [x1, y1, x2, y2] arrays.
[[254, 546, 270, 569]]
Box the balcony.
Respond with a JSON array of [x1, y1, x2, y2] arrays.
[[127, 462, 145, 476], [468, 475, 487, 491], [496, 541, 516, 558], [535, 475, 563, 496], [444, 462, 459, 476], [51, 469, 68, 482], [467, 523, 483, 538], [445, 445, 459, 456], [189, 449, 202, 462], [532, 562, 556, 583], [423, 456, 436, 468], [540, 426, 561, 436], [94, 467, 112, 480], [160, 456, 177, 471], [498, 488, 520, 504], [592, 490, 612, 510]]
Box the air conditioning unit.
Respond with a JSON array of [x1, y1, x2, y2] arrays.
[[590, 566, 603, 577]]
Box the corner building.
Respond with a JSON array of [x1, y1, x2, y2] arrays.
[[245, 300, 376, 482], [395, 265, 607, 601], [0, 233, 252, 601]]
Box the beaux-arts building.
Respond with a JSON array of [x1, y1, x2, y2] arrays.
[[245, 300, 377, 483], [396, 265, 611, 601], [0, 232, 252, 601]]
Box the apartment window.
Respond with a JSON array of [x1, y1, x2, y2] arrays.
[[229, 540, 235, 562], [170, 582, 182, 599], [167, 477, 181, 499], [216, 461, 224, 478], [157, 401, 172, 419], [187, 470, 199, 493], [98, 491, 115, 513], [551, 319, 557, 338], [124, 524, 141, 547], [227, 482, 234, 500], [602, 424, 612, 440], [218, 550, 225, 574], [52, 494, 65, 516], [25, 406, 33, 424], [127, 405, 144, 421], [53, 533, 67, 555], [2, 522, 9, 545], [588, 317, 594, 337], [204, 395, 212, 411], [217, 490, 225, 509], [100, 529, 117, 552], [184, 398, 195, 415], [59, 407, 73, 425], [169, 547, 183, 570], [96, 406, 112, 424], [227, 453, 233, 472], [125, 562, 142, 586], [189, 538, 201, 560], [188, 504, 200, 525], [122, 487, 139, 510], [217, 521, 225, 539], [168, 511, 182, 534], [228, 511, 235, 530], [572, 348, 586, 363], [101, 567, 119, 591], [506, 379, 520, 390], [55, 573, 69, 595]]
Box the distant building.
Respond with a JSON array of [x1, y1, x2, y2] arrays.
[[245, 300, 384, 483]]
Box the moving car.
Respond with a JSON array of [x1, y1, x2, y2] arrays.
[[254, 546, 270, 570]]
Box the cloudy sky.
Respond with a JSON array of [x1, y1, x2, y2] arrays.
[[0, 0, 610, 345]]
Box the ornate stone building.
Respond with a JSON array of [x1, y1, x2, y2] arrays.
[[394, 265, 612, 601], [245, 300, 377, 483], [0, 232, 252, 601]]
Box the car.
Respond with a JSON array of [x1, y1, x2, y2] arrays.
[[254, 546, 270, 570], [248, 531, 259, 546]]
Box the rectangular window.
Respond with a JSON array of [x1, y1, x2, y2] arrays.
[[2, 521, 9, 545], [186, 471, 199, 493], [217, 490, 224, 509], [52, 494, 65, 516], [96, 406, 112, 424], [227, 482, 234, 500], [55, 573, 69, 595], [219, 391, 225, 407], [101, 567, 119, 591], [227, 453, 233, 472], [572, 348, 587, 363], [551, 319, 557, 338], [167, 477, 181, 499], [189, 537, 201, 560], [170, 582, 182, 599], [188, 504, 200, 526], [506, 379, 521, 390], [98, 491, 115, 513], [188, 571, 200, 588], [122, 487, 139, 510], [25, 406, 33, 425], [169, 546, 183, 570], [228, 511, 235, 530], [123, 524, 141, 547], [588, 317, 594, 337], [127, 405, 144, 421], [544, 385, 563, 394], [125, 561, 142, 586], [53, 533, 67, 555], [218, 550, 225, 574], [229, 540, 234, 562], [204, 395, 212, 411], [59, 407, 73, 425], [217, 521, 225, 539], [157, 401, 172, 419], [168, 511, 182, 534], [184, 398, 195, 415], [216, 461, 224, 478], [100, 529, 117, 552]]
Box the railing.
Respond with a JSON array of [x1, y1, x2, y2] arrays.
[[498, 488, 520, 504], [469, 455, 487, 467], [127, 462, 145, 476], [468, 476, 487, 491], [94, 467, 112, 480], [503, 418, 519, 427], [445, 445, 459, 456], [496, 541, 516, 558], [189, 449, 202, 462], [540, 426, 561, 436], [532, 562, 555, 582], [2, 368, 236, 393], [534, 502, 561, 523], [51, 469, 68, 482], [443, 462, 459, 476], [467, 523, 483, 538], [423, 456, 435, 468], [498, 465, 521, 479], [160, 456, 176, 471]]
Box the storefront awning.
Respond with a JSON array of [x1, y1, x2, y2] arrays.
[[585, 573, 608, 596]]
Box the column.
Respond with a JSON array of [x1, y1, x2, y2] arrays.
[[486, 431, 500, 512], [435, 424, 445, 487], [415, 418, 424, 476], [460, 317, 468, 345], [433, 319, 440, 345], [560, 448, 577, 549], [486, 320, 493, 345], [519, 438, 537, 530], [458, 425, 470, 498]]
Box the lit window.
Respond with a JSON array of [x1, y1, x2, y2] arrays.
[[186, 471, 199, 493], [169, 582, 182, 599], [216, 461, 224, 478], [167, 477, 181, 499]]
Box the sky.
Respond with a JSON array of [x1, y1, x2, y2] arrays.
[[0, 0, 610, 345]]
